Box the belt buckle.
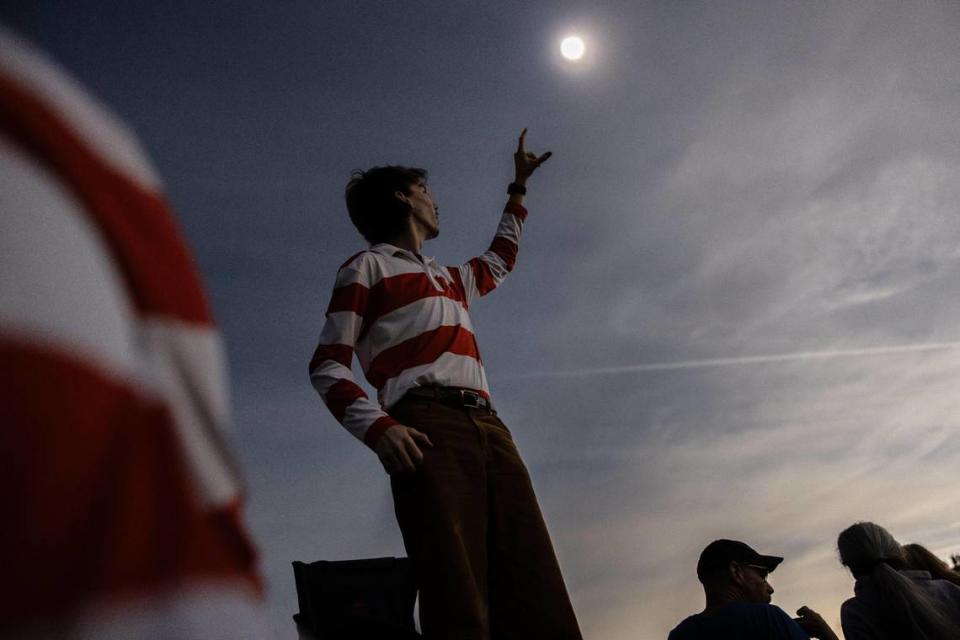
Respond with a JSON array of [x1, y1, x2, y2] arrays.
[[459, 389, 482, 409]]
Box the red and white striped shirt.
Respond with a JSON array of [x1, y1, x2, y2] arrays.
[[0, 25, 268, 638], [310, 201, 528, 448]]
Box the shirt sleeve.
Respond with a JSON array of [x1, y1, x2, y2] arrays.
[[451, 201, 528, 306], [767, 605, 812, 640], [309, 255, 399, 449]]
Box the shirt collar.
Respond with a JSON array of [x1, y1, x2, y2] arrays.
[[370, 242, 436, 264]]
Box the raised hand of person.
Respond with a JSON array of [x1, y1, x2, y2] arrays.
[[794, 606, 839, 640], [513, 128, 552, 186]]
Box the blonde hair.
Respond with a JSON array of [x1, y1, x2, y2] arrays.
[[838, 522, 960, 640]]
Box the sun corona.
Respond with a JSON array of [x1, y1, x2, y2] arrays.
[[560, 36, 585, 61]]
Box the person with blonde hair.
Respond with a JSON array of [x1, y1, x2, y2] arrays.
[[837, 522, 960, 640]]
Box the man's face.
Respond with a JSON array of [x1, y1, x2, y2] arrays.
[[736, 562, 775, 604], [402, 179, 439, 239]]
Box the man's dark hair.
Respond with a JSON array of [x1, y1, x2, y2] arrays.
[[345, 166, 428, 244]]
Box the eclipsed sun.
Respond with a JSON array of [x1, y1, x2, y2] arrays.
[[560, 35, 586, 61]]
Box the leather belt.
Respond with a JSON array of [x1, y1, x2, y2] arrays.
[[404, 386, 492, 412]]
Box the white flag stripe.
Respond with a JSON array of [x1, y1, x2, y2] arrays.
[[0, 137, 142, 378], [0, 25, 162, 190]]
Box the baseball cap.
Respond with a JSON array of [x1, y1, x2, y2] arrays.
[[696, 539, 784, 582]]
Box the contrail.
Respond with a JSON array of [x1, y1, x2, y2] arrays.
[[507, 340, 960, 380]]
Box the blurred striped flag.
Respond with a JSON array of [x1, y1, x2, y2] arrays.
[[0, 24, 270, 639]]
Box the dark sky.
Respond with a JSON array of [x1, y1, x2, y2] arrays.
[[5, 2, 960, 637]]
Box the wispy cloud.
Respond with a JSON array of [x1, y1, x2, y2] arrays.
[[534, 347, 960, 639], [33, 2, 955, 638], [508, 340, 960, 379]]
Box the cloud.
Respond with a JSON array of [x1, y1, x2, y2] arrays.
[[499, 4, 960, 378], [526, 348, 960, 638], [271, 4, 960, 637], [28, 2, 956, 637], [507, 340, 960, 379]]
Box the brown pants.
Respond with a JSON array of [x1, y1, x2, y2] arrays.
[[389, 398, 582, 640]]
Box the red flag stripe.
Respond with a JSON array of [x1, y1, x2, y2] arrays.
[[0, 70, 211, 324], [0, 338, 259, 626], [366, 325, 481, 389]]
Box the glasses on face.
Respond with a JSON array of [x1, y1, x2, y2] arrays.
[[740, 563, 771, 580]]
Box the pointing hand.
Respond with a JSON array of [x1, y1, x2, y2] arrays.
[[514, 128, 552, 184]]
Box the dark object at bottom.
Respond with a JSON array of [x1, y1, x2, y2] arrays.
[[292, 557, 420, 640]]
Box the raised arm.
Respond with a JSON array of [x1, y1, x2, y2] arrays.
[[455, 129, 552, 304]]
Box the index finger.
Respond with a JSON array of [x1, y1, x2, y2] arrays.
[[517, 127, 527, 153]]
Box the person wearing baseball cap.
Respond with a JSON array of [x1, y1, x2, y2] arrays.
[[668, 539, 839, 639]]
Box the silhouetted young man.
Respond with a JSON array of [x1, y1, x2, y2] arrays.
[[309, 130, 581, 639], [669, 539, 838, 640]]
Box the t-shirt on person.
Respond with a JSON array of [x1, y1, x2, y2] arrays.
[[669, 602, 810, 640]]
